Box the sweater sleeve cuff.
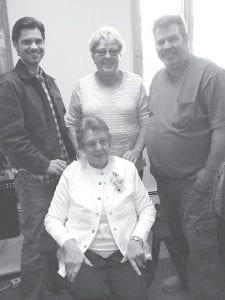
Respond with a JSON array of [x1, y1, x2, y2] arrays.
[[58, 234, 76, 248]]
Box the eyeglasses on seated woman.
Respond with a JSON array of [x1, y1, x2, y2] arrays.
[[45, 115, 156, 300]]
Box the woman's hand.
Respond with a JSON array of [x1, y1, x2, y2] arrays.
[[121, 238, 147, 275], [122, 149, 141, 164], [62, 239, 93, 282]]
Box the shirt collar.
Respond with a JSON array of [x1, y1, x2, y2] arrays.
[[14, 59, 54, 82]]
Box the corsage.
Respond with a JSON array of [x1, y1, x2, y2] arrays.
[[110, 172, 124, 192]]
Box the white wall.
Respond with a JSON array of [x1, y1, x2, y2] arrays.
[[6, 0, 133, 108]]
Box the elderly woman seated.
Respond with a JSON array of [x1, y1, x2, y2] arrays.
[[44, 115, 156, 300]]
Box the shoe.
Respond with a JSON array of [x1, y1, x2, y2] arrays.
[[162, 275, 187, 292], [45, 281, 63, 296], [45, 286, 63, 296]]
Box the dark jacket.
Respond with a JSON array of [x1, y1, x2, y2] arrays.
[[0, 60, 75, 174]]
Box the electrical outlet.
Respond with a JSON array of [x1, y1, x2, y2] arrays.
[[11, 277, 21, 288]]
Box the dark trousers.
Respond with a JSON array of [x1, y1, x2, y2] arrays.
[[63, 250, 149, 300], [15, 170, 58, 300], [155, 176, 225, 300], [217, 214, 225, 266]]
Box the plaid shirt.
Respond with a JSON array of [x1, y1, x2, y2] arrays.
[[21, 70, 69, 183]]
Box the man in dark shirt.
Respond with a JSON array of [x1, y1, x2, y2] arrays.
[[0, 17, 75, 300]]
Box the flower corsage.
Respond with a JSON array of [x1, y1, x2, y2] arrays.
[[110, 172, 124, 192]]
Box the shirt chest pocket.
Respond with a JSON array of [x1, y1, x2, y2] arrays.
[[171, 100, 195, 130]]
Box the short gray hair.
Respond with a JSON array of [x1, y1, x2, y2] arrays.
[[153, 15, 188, 39], [89, 26, 125, 53], [76, 115, 110, 148]]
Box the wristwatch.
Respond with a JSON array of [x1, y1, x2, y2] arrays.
[[130, 236, 143, 247]]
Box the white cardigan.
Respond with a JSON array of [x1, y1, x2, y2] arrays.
[[45, 156, 156, 275]]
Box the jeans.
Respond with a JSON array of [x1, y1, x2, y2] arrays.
[[155, 176, 225, 300], [15, 170, 58, 300], [217, 214, 225, 267], [63, 250, 149, 300]]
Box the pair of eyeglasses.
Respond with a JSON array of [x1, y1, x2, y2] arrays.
[[84, 138, 109, 149], [94, 48, 120, 57]]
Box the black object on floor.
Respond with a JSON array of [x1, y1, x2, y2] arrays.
[[0, 179, 20, 240]]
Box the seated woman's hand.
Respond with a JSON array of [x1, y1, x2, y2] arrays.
[[62, 239, 93, 282], [121, 238, 147, 276], [122, 149, 141, 163]]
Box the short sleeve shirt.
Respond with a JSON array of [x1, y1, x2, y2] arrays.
[[146, 55, 225, 178]]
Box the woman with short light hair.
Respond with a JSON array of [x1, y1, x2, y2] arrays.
[[66, 26, 149, 178]]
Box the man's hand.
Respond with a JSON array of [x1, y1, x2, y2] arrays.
[[46, 159, 67, 176], [62, 240, 93, 282], [189, 168, 216, 193], [122, 149, 141, 164], [121, 239, 146, 276]]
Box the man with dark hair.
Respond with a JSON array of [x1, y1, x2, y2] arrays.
[[146, 14, 225, 300], [0, 17, 75, 300]]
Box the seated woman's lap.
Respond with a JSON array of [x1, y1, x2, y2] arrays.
[[63, 250, 149, 300]]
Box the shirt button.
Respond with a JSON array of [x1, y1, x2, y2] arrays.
[[109, 212, 112, 215], [84, 245, 87, 248], [97, 197, 101, 200], [101, 172, 104, 175], [92, 229, 95, 233], [95, 213, 99, 217], [114, 228, 117, 231], [98, 182, 102, 185]]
